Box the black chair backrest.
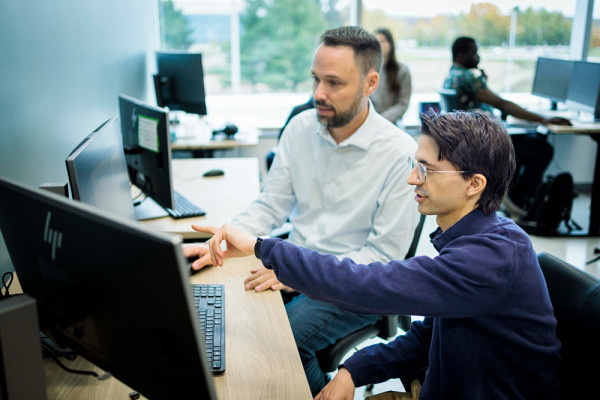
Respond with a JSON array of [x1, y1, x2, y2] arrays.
[[316, 214, 427, 373], [438, 88, 458, 113], [537, 252, 600, 399]]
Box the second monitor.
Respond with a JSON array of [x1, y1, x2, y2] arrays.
[[531, 57, 574, 110], [118, 94, 206, 220], [154, 51, 207, 117]]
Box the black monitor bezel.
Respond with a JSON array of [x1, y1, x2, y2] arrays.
[[118, 94, 175, 211], [0, 176, 217, 399], [155, 51, 208, 116]]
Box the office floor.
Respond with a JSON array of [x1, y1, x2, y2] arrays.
[[336, 193, 600, 399]]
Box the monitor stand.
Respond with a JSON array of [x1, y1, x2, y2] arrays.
[[134, 196, 169, 220]]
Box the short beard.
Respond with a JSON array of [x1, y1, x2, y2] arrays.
[[315, 91, 364, 128]]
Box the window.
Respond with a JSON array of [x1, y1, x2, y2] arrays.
[[361, 1, 579, 96], [157, 0, 351, 95]]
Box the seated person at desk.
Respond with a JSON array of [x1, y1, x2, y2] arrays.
[[371, 27, 412, 124], [444, 36, 571, 215], [185, 26, 419, 396], [197, 110, 561, 400]]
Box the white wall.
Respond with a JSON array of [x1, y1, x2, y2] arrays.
[[0, 0, 157, 274]]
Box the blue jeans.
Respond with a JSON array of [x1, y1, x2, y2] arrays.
[[285, 294, 380, 396]]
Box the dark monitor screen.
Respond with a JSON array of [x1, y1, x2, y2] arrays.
[[531, 57, 574, 108], [566, 60, 600, 119], [118, 94, 174, 215], [65, 117, 136, 221], [155, 51, 207, 116], [0, 177, 217, 399]]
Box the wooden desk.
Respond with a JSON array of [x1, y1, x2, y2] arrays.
[[140, 158, 260, 239], [546, 122, 600, 236], [42, 256, 311, 400], [191, 256, 312, 400]]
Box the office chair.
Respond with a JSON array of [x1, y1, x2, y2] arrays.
[[315, 214, 427, 374], [537, 252, 600, 399], [266, 97, 315, 171], [437, 88, 459, 113]]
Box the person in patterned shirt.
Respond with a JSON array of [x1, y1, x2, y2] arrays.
[[443, 36, 571, 216]]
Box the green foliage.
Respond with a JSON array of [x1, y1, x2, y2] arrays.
[[158, 0, 193, 50], [240, 0, 328, 91], [516, 7, 571, 45], [365, 3, 573, 48]]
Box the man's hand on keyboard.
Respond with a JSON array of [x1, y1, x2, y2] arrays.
[[244, 267, 293, 292], [183, 243, 213, 271]]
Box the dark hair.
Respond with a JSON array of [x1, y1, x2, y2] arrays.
[[451, 36, 476, 61], [320, 26, 382, 77], [374, 27, 400, 95], [419, 110, 516, 215]]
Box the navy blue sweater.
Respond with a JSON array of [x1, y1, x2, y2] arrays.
[[259, 209, 561, 399]]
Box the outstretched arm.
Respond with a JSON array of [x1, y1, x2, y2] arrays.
[[476, 87, 571, 126]]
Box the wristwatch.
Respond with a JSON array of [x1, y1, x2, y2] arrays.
[[254, 237, 264, 259]]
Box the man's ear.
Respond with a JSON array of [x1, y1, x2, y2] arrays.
[[364, 70, 379, 96], [466, 173, 487, 198]]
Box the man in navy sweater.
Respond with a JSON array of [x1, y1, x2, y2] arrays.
[[196, 110, 561, 399]]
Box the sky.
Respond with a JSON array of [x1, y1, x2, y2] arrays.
[[362, 0, 598, 18]]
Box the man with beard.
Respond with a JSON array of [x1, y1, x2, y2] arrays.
[[185, 26, 419, 395]]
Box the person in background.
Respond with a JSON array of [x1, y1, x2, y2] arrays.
[[443, 36, 571, 216], [185, 26, 419, 396], [371, 27, 412, 125], [196, 110, 561, 400]]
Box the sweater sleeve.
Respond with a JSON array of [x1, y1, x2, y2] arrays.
[[341, 317, 433, 387], [259, 233, 517, 318]]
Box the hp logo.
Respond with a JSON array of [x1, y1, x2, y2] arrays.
[[43, 211, 62, 260]]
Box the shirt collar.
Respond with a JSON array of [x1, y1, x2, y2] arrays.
[[315, 99, 380, 150]]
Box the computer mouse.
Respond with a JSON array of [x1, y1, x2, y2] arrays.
[[203, 169, 225, 177]]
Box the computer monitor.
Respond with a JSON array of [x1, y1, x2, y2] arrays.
[[118, 94, 174, 219], [565, 60, 600, 120], [154, 51, 207, 116], [0, 177, 217, 399], [65, 117, 137, 221], [531, 57, 575, 110]]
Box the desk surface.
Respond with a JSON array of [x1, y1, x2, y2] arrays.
[[545, 121, 600, 134], [42, 256, 312, 399], [171, 115, 259, 151], [140, 158, 260, 239]]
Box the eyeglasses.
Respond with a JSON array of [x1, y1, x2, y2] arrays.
[[408, 157, 469, 183]]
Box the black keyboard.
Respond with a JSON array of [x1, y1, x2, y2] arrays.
[[166, 191, 206, 219], [193, 284, 225, 373]]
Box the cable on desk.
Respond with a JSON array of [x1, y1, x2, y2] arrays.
[[41, 335, 111, 380], [1, 271, 14, 299]]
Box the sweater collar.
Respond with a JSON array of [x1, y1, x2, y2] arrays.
[[429, 208, 500, 251]]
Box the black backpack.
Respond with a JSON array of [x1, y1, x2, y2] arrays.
[[517, 172, 579, 236]]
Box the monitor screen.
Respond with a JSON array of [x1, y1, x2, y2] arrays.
[[531, 57, 574, 108], [566, 60, 600, 119], [118, 94, 174, 216], [65, 117, 136, 221], [155, 51, 207, 116], [0, 177, 217, 399]]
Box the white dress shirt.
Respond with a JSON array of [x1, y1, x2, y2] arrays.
[[231, 101, 419, 264]]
